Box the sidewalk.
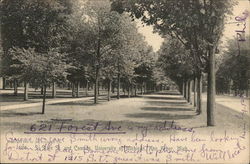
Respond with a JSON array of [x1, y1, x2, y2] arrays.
[[202, 94, 250, 115], [0, 97, 93, 111]]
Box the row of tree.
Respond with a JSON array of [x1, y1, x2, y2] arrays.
[[1, 0, 246, 128], [0, 0, 168, 113], [111, 0, 236, 126], [157, 37, 203, 114]]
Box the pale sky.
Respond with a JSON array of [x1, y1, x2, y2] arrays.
[[137, 23, 164, 52], [138, 0, 250, 52]]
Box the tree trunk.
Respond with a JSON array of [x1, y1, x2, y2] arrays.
[[141, 83, 143, 95], [52, 82, 56, 98], [123, 85, 126, 96], [24, 81, 29, 101], [67, 83, 71, 90], [182, 81, 185, 96], [185, 81, 189, 100], [196, 74, 202, 114], [144, 82, 147, 94], [10, 81, 13, 88], [111, 82, 115, 93], [95, 36, 101, 104], [187, 80, 190, 102], [246, 81, 249, 97], [207, 47, 216, 126], [193, 77, 197, 107], [14, 79, 18, 96], [128, 84, 131, 98], [184, 81, 186, 99], [41, 87, 44, 95], [2, 77, 6, 89], [42, 84, 46, 114], [76, 81, 79, 98], [107, 79, 111, 101], [98, 81, 100, 95], [188, 80, 192, 104], [117, 73, 120, 99], [89, 82, 91, 90], [72, 83, 75, 98], [131, 84, 134, 96], [94, 67, 100, 104], [135, 85, 137, 96], [85, 80, 89, 96]]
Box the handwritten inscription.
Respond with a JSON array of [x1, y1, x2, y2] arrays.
[[1, 120, 248, 163], [24, 120, 194, 137], [235, 10, 249, 41], [26, 121, 124, 134]]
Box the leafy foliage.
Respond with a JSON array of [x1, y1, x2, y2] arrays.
[[1, 0, 72, 79], [9, 47, 71, 85], [111, 0, 236, 72], [158, 38, 195, 87], [216, 36, 250, 94]]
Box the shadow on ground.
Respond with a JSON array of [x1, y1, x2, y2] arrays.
[[51, 100, 96, 106], [1, 112, 42, 117], [146, 101, 188, 106], [143, 96, 184, 100], [155, 92, 181, 95], [50, 96, 115, 106], [125, 112, 194, 120], [141, 107, 194, 112]]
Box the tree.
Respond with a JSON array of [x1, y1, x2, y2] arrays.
[[101, 50, 118, 101], [10, 48, 70, 114], [76, 0, 129, 103], [0, 34, 4, 89], [1, 0, 73, 99], [152, 67, 172, 92], [64, 0, 94, 98], [134, 45, 156, 94], [1, 0, 27, 94], [158, 38, 196, 105], [114, 16, 149, 98], [216, 36, 250, 96]]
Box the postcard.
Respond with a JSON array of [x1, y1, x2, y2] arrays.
[[0, 0, 249, 163]]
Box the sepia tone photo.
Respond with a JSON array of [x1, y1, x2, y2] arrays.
[[0, 0, 249, 163]]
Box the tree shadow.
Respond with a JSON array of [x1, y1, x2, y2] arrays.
[[0, 94, 27, 102], [51, 100, 96, 106], [141, 107, 194, 112], [143, 96, 184, 100], [155, 92, 181, 95], [0, 112, 41, 117], [125, 112, 194, 120], [146, 101, 188, 106], [50, 97, 109, 106], [111, 95, 137, 98]]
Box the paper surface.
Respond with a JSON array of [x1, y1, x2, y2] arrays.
[[0, 0, 249, 163]]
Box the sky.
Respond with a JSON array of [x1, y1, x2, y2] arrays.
[[137, 0, 250, 52]]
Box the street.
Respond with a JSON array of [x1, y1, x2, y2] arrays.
[[1, 91, 249, 135]]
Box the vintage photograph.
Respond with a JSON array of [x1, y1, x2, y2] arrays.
[[0, 0, 249, 163]]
